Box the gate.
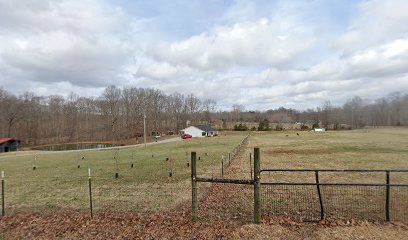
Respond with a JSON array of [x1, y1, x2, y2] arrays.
[[191, 148, 408, 223]]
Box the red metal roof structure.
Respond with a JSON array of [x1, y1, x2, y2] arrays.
[[0, 138, 16, 144]]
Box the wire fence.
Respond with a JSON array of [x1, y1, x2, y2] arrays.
[[197, 183, 253, 223], [2, 174, 192, 216], [191, 147, 408, 224], [261, 170, 408, 223], [0, 135, 249, 217]]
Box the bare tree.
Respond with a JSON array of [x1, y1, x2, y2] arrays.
[[202, 99, 217, 124], [101, 85, 121, 141]]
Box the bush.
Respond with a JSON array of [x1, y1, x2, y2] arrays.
[[275, 124, 283, 131], [312, 122, 320, 129], [258, 119, 270, 131], [250, 126, 257, 131], [234, 123, 249, 131], [300, 125, 309, 130]]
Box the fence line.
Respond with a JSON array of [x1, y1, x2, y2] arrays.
[[191, 148, 408, 224], [0, 134, 250, 218], [191, 145, 259, 223], [262, 169, 408, 222], [219, 134, 250, 178]]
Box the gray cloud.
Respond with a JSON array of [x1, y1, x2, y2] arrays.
[[1, 0, 408, 110], [0, 0, 138, 89]]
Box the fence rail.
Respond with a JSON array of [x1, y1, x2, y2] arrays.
[[191, 148, 408, 224], [261, 169, 408, 173], [261, 169, 408, 222]]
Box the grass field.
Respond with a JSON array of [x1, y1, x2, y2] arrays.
[[1, 128, 408, 217], [228, 127, 408, 222], [249, 127, 408, 184], [0, 132, 247, 214], [193, 128, 408, 223], [1, 128, 408, 239]]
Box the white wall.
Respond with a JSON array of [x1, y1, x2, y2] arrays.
[[180, 126, 206, 138]]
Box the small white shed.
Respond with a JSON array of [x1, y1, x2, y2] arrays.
[[179, 125, 218, 138]]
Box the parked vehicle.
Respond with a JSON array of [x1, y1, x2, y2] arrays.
[[181, 134, 192, 139]]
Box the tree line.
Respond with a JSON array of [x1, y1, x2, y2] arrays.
[[217, 92, 408, 130], [1, 86, 407, 146], [0, 86, 215, 145]]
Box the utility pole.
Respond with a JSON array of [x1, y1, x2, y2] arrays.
[[351, 107, 354, 128], [144, 114, 147, 148]]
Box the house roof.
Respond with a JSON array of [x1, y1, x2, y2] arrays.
[[194, 125, 217, 132], [0, 138, 15, 144]]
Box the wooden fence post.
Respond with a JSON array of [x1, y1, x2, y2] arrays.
[[386, 171, 390, 222], [1, 171, 4, 216], [191, 152, 197, 222], [254, 148, 261, 224]]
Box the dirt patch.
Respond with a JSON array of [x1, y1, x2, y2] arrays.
[[232, 223, 408, 240], [0, 211, 241, 240], [1, 211, 407, 239]]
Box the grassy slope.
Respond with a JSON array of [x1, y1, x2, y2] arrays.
[[242, 127, 408, 222], [0, 132, 247, 213], [248, 128, 408, 183]]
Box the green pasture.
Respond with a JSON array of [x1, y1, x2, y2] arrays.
[[0, 132, 246, 214]]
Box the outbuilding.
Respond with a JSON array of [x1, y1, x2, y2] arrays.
[[0, 138, 21, 153], [179, 125, 218, 138]]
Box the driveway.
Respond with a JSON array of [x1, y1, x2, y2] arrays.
[[0, 137, 183, 158]]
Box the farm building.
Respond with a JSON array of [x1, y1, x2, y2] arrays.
[[0, 138, 21, 153], [179, 125, 218, 138]]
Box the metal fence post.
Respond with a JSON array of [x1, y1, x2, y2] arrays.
[[88, 168, 93, 218], [1, 171, 4, 216], [221, 158, 224, 178], [315, 171, 325, 221], [191, 152, 197, 222], [167, 157, 173, 177], [254, 148, 261, 224], [228, 153, 231, 165], [250, 152, 253, 179], [386, 171, 390, 222]]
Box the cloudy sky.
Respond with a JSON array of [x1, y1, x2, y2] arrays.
[[0, 0, 407, 110]]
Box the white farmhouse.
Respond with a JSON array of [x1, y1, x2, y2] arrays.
[[179, 125, 218, 138]]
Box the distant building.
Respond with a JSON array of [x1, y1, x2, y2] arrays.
[[179, 125, 218, 138], [0, 138, 21, 153]]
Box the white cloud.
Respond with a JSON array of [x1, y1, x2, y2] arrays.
[[134, 61, 194, 82], [344, 38, 408, 79], [147, 17, 315, 71], [1, 0, 408, 110], [0, 0, 139, 88], [336, 0, 408, 54]]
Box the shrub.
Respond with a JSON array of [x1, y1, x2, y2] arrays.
[[275, 124, 283, 131], [258, 119, 270, 131], [300, 125, 309, 130], [234, 123, 249, 131]]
